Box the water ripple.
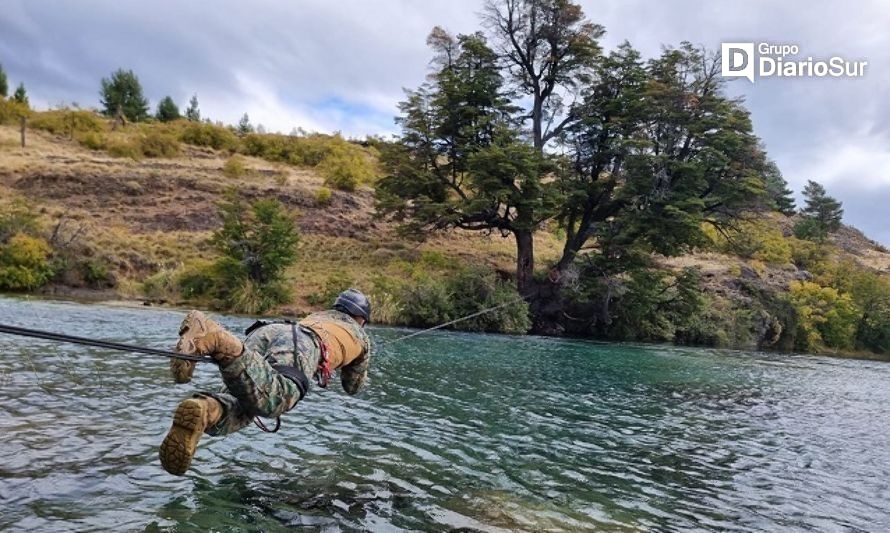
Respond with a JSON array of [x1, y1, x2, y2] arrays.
[[1, 296, 889, 531]]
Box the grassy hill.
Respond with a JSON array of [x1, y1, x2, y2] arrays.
[[1, 110, 888, 358]]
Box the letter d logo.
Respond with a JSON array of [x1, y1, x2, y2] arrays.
[[721, 43, 755, 82]]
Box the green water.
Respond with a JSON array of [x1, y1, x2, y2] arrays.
[[0, 296, 888, 532]]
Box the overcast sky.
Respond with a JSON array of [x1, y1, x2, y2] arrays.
[[1, 0, 887, 244]]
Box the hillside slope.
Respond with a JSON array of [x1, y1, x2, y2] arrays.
[[1, 123, 888, 358]]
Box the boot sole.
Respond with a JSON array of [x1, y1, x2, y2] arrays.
[[159, 399, 206, 476]]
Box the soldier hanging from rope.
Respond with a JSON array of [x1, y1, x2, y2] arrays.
[[159, 289, 372, 476]]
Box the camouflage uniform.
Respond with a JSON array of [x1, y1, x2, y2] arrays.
[[197, 310, 371, 436]]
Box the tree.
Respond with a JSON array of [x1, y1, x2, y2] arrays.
[[555, 43, 769, 273], [377, 29, 556, 293], [155, 96, 180, 122], [211, 192, 300, 312], [482, 0, 603, 152], [795, 180, 843, 242], [185, 94, 201, 121], [237, 112, 253, 135], [762, 160, 796, 215], [99, 68, 149, 122], [0, 63, 7, 97], [12, 83, 28, 106]]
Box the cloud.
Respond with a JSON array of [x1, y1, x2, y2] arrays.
[[0, 0, 887, 243]]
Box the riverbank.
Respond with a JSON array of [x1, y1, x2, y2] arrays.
[[1, 120, 888, 358]]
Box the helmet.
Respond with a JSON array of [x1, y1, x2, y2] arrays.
[[333, 288, 371, 323]]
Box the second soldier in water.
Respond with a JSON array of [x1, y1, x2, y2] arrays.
[[158, 289, 372, 476]]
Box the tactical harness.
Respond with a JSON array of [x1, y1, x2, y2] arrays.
[[244, 319, 332, 433]]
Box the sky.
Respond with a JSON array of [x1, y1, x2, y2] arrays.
[[1, 0, 887, 244]]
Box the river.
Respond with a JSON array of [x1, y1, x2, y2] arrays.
[[0, 296, 888, 532]]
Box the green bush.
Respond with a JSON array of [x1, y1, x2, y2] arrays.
[[0, 99, 29, 125], [82, 258, 114, 288], [307, 271, 354, 306], [137, 131, 180, 158], [106, 139, 142, 160], [76, 131, 107, 150], [314, 186, 333, 206], [788, 237, 827, 270], [30, 109, 103, 138], [788, 281, 858, 351], [223, 155, 247, 178], [141, 269, 176, 300], [179, 122, 238, 151], [0, 200, 40, 243], [317, 140, 376, 191], [446, 267, 531, 334], [0, 233, 53, 290], [390, 266, 530, 334], [398, 274, 455, 328], [175, 259, 219, 299]]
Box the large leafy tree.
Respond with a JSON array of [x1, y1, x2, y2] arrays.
[[100, 68, 149, 122], [482, 0, 602, 152], [377, 29, 556, 293], [556, 43, 769, 273]]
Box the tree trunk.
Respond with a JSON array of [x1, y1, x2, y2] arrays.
[[514, 228, 535, 296]]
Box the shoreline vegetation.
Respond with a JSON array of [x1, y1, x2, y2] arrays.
[[0, 0, 888, 360]]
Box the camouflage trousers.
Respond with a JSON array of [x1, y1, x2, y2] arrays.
[[193, 323, 321, 436]]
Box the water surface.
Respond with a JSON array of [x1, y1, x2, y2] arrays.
[[0, 296, 888, 531]]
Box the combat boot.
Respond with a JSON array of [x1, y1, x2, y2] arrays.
[[159, 396, 223, 476], [176, 310, 244, 364]]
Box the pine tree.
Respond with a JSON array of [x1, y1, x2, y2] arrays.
[[0, 63, 7, 97], [762, 161, 796, 215], [155, 96, 180, 122], [185, 94, 200, 121], [237, 113, 253, 135], [12, 83, 28, 106], [795, 180, 843, 241], [99, 68, 149, 121]]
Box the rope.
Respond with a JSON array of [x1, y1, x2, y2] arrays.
[[377, 292, 531, 347], [0, 324, 214, 363]]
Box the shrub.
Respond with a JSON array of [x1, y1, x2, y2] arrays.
[[788, 281, 858, 351], [307, 271, 354, 307], [314, 186, 332, 206], [106, 139, 142, 160], [317, 140, 376, 191], [29, 109, 103, 138], [76, 131, 107, 150], [0, 200, 40, 243], [82, 258, 114, 288], [0, 233, 53, 290], [175, 259, 220, 300], [137, 131, 180, 158], [141, 269, 176, 300], [179, 122, 238, 151], [223, 155, 247, 178], [446, 267, 531, 334], [0, 99, 29, 125], [788, 237, 827, 270]]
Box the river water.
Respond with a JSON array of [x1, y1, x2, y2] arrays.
[[0, 296, 888, 532]]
